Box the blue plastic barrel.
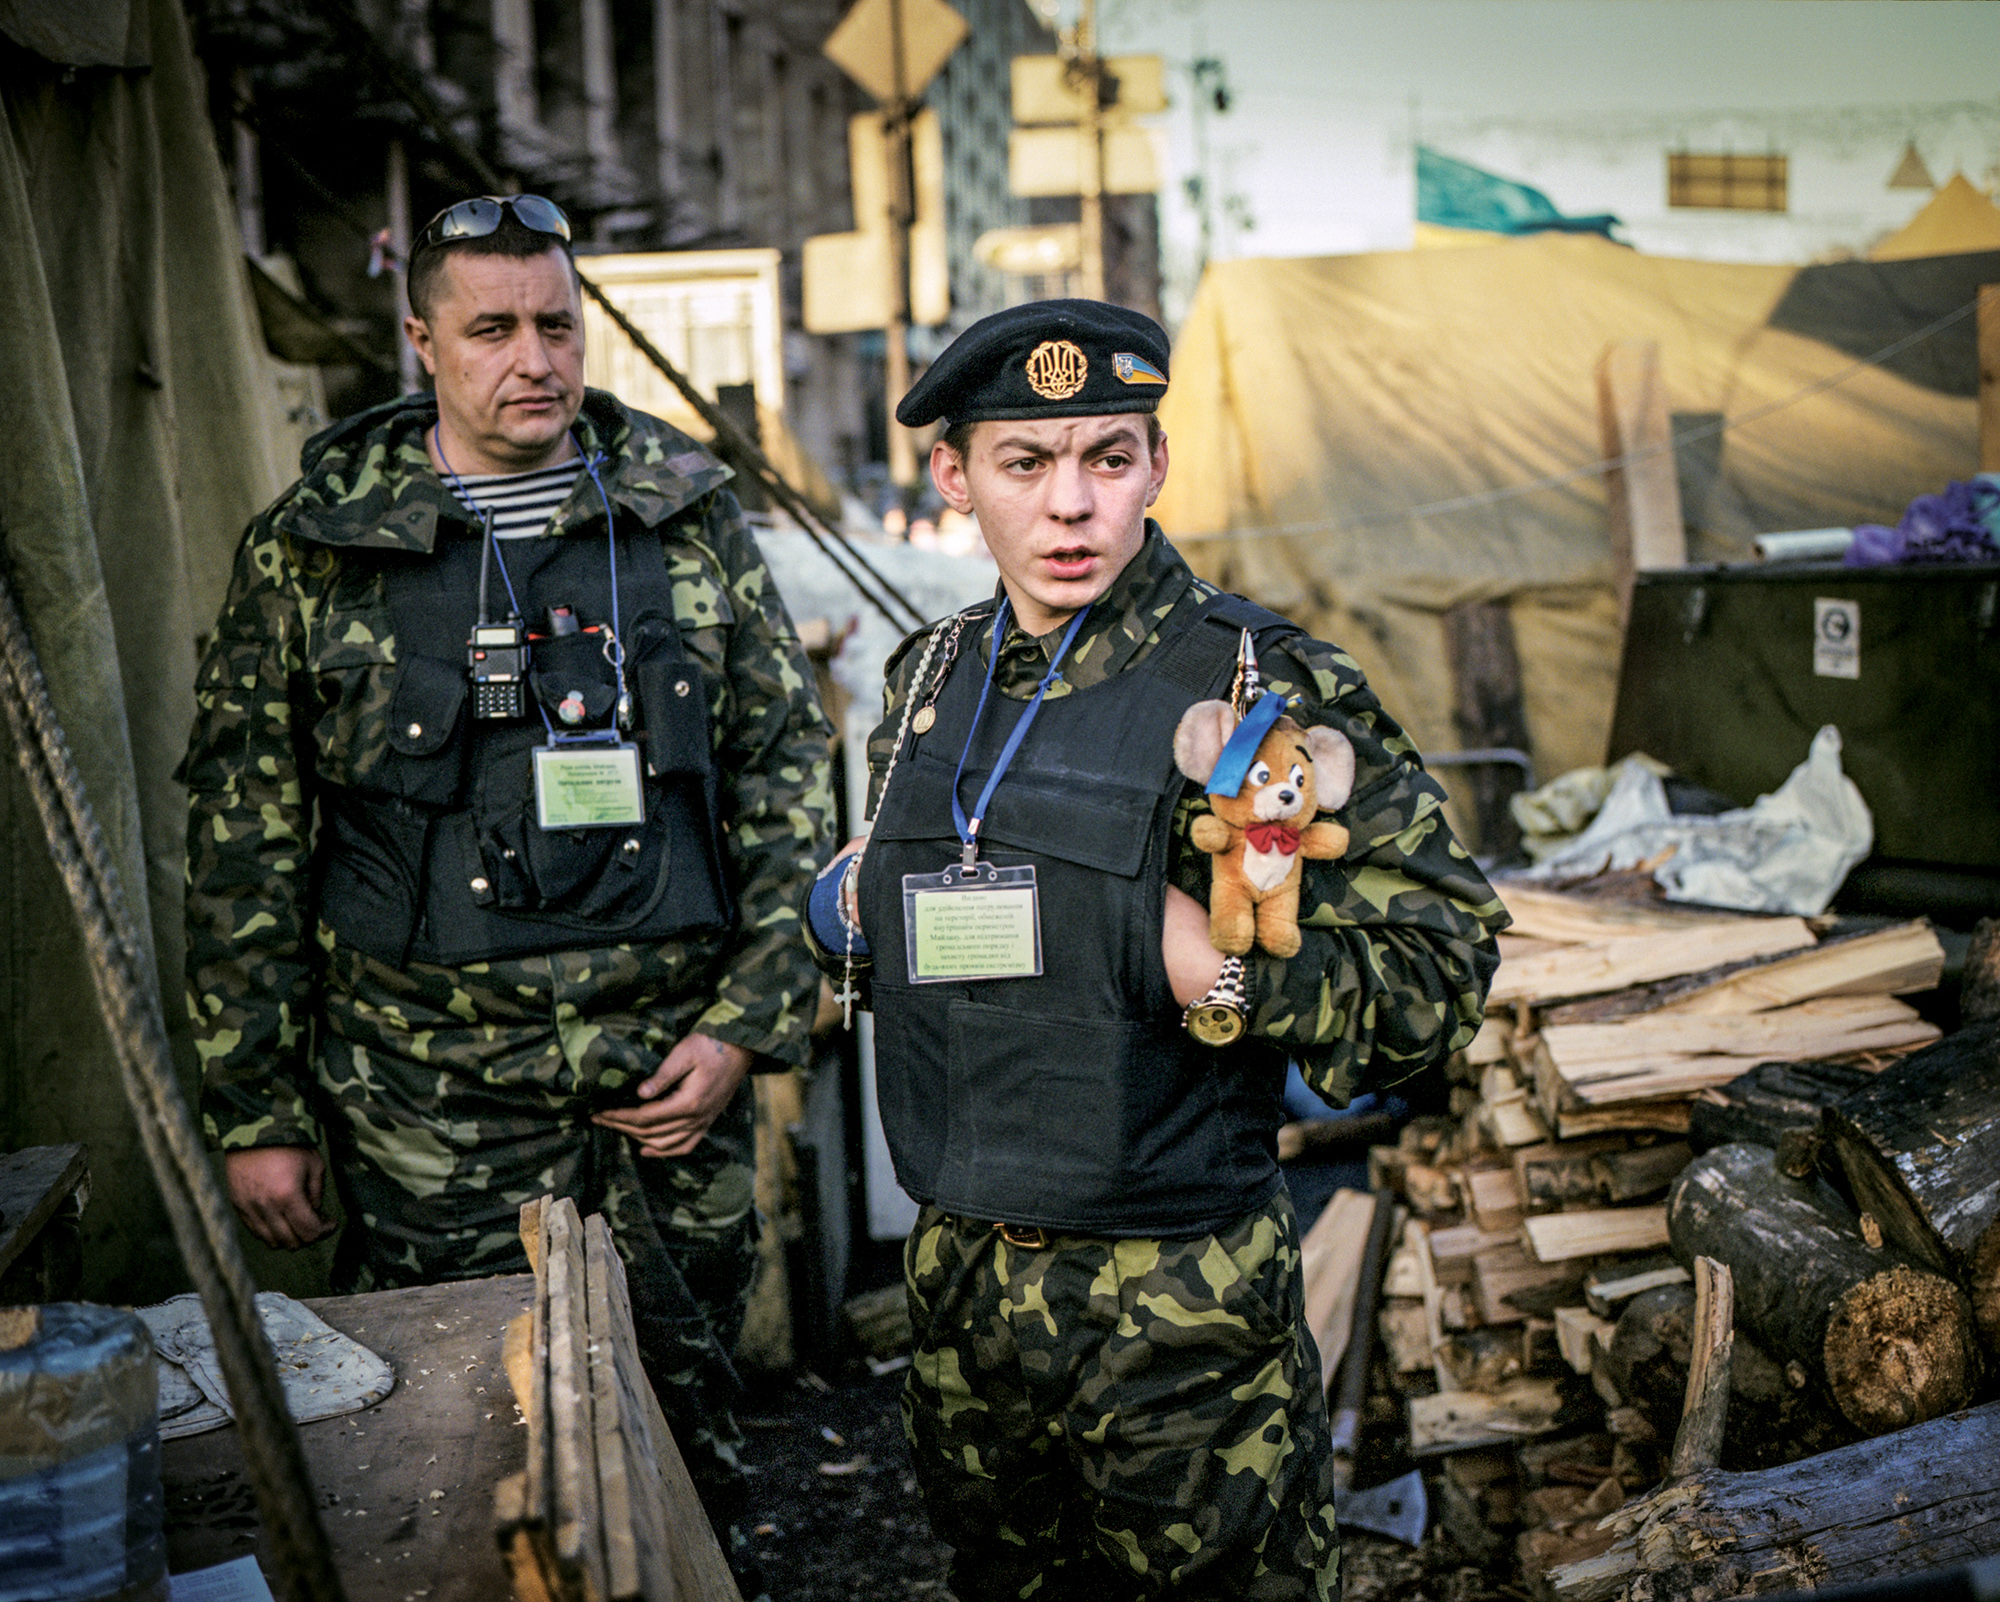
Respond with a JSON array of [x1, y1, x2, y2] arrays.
[[0, 1304, 165, 1602]]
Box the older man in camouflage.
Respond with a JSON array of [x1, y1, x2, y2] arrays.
[[180, 195, 831, 1560], [803, 300, 1506, 1600]]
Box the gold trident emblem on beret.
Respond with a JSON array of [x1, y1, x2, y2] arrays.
[[1024, 339, 1088, 400]]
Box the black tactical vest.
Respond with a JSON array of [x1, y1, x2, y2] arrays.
[[859, 592, 1297, 1237], [314, 524, 731, 966]]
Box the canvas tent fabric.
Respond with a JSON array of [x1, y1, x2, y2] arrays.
[[1152, 235, 1978, 797], [0, 0, 300, 1300], [1869, 174, 2000, 262]]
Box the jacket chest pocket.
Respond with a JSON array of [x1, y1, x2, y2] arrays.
[[308, 599, 469, 805]]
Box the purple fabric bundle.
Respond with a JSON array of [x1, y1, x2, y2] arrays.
[[1845, 474, 2000, 566]]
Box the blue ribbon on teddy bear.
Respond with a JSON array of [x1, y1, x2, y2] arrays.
[[1203, 690, 1288, 798]]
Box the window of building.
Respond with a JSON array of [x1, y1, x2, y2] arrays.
[[1667, 152, 1787, 212]]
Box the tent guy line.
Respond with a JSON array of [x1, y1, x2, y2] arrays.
[[1174, 293, 1979, 544]]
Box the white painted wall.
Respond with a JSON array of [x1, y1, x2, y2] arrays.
[[1090, 0, 2000, 317]]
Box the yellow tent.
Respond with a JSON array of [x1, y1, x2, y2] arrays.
[[1153, 234, 1978, 789], [1870, 173, 2000, 261]]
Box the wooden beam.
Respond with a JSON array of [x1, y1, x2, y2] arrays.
[[1441, 598, 1532, 856], [1598, 339, 1687, 626]]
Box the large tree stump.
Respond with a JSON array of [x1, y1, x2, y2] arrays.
[[1547, 1400, 2000, 1601], [1667, 1143, 1981, 1435], [1826, 1021, 2000, 1353]]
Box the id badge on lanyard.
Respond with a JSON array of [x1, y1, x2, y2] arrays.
[[901, 599, 1087, 986], [533, 739, 646, 829], [901, 862, 1041, 983]]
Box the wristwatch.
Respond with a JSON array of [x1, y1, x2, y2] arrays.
[[1183, 954, 1248, 1047]]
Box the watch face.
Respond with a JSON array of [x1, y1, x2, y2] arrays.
[[1186, 1002, 1245, 1047]]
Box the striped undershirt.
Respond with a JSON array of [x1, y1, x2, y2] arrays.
[[448, 460, 585, 539]]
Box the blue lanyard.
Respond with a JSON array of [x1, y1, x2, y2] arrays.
[[434, 426, 629, 745], [950, 598, 1092, 870]]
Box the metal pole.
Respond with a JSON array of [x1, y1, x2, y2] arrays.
[[885, 0, 918, 489], [1077, 0, 1105, 300]]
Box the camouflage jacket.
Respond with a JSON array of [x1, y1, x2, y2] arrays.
[[863, 525, 1506, 1106], [183, 390, 834, 1150]]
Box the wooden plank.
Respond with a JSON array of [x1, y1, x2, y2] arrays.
[[1523, 1208, 1670, 1263], [0, 1143, 87, 1280], [545, 1199, 608, 1602], [590, 1219, 742, 1602], [1442, 597, 1530, 857], [1492, 918, 1817, 1008], [1598, 339, 1686, 625], [1408, 1219, 1454, 1392], [584, 1219, 644, 1601], [1299, 1188, 1376, 1395]]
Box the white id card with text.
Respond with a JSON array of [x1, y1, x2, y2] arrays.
[[901, 863, 1042, 983], [533, 743, 646, 829]]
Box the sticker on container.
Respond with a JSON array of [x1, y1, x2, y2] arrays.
[[1813, 598, 1860, 679]]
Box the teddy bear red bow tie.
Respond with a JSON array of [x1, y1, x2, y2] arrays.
[[1244, 821, 1302, 855]]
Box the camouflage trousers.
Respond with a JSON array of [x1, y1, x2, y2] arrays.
[[901, 1195, 1341, 1602], [312, 930, 757, 1514]]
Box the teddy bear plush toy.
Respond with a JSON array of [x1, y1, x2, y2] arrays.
[[1173, 695, 1356, 958]]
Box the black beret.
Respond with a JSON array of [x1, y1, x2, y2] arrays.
[[896, 298, 1169, 428]]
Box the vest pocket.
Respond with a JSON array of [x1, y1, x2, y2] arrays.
[[933, 1001, 1222, 1226]]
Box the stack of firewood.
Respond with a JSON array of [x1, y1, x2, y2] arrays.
[[1357, 879, 1959, 1585]]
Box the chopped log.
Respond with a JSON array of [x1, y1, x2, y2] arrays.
[[1601, 1283, 1697, 1447], [1668, 1143, 1982, 1435], [1540, 920, 1946, 1028], [1461, 1163, 1527, 1233], [1429, 1223, 1519, 1286], [1554, 1307, 1616, 1375], [1962, 917, 2000, 1022], [1555, 1100, 1689, 1140], [1475, 1243, 1590, 1323], [1538, 995, 1935, 1108], [1547, 1399, 2000, 1602], [1523, 1208, 1670, 1264], [1380, 1299, 1432, 1374], [1492, 884, 1749, 944], [1583, 1258, 1689, 1319], [1591, 1143, 1690, 1203], [1515, 1138, 1627, 1211], [1685, 1057, 1876, 1162], [1408, 1377, 1568, 1455], [1824, 1021, 2000, 1353], [1665, 1257, 1732, 1481], [1488, 918, 1816, 1007]]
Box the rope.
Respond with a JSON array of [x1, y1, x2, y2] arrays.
[[1175, 294, 1982, 545], [0, 558, 346, 1602]]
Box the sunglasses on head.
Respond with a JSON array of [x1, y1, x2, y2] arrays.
[[411, 194, 573, 260]]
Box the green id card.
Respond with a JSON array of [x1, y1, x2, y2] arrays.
[[901, 863, 1041, 983], [533, 743, 645, 829]]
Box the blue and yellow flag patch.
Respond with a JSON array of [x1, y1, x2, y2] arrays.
[[1113, 352, 1167, 386]]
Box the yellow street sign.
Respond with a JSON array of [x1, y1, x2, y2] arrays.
[[1010, 54, 1167, 125], [802, 108, 950, 332], [1008, 124, 1160, 198], [973, 223, 1083, 275], [823, 0, 967, 104]]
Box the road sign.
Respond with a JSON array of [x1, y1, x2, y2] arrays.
[[823, 0, 967, 104], [1008, 124, 1160, 198], [802, 109, 949, 332], [973, 223, 1082, 275], [1010, 53, 1166, 124]]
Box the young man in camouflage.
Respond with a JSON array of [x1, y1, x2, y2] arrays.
[[181, 196, 832, 1550], [804, 301, 1506, 1600]]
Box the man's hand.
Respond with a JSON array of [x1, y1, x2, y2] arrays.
[[592, 1032, 755, 1159], [224, 1146, 336, 1250], [1163, 884, 1228, 1007]]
